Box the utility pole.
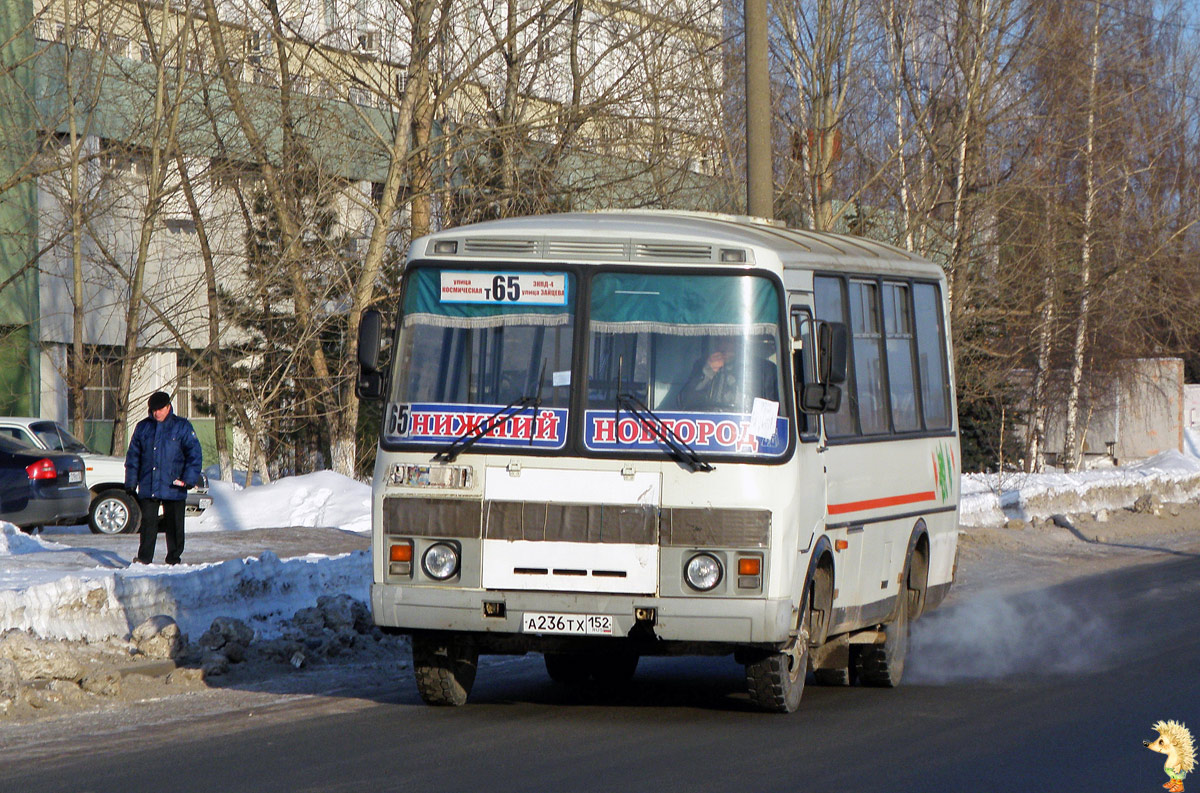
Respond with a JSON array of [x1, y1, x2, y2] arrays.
[[745, 0, 773, 219]]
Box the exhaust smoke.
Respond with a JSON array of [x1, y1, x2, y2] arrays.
[[906, 588, 1113, 684]]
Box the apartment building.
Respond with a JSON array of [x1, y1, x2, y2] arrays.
[[0, 0, 729, 465]]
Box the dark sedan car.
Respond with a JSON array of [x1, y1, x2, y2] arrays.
[[0, 435, 91, 532]]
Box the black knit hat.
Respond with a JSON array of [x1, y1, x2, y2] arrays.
[[148, 391, 172, 411]]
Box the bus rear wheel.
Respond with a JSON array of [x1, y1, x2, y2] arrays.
[[412, 633, 478, 706], [856, 586, 910, 687]]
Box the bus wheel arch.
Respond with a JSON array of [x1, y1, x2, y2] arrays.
[[905, 521, 931, 622], [806, 548, 835, 648], [808, 547, 852, 686]]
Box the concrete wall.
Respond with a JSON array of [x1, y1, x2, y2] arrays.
[[1042, 358, 1184, 465]]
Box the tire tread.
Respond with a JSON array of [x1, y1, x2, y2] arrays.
[[412, 636, 477, 706]]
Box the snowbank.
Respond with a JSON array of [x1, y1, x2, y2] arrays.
[[960, 440, 1200, 527], [1, 471, 373, 642], [192, 470, 372, 534], [0, 546, 368, 642]]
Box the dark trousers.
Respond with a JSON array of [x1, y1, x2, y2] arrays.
[[136, 498, 186, 564]]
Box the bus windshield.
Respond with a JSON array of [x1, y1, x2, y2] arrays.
[[384, 267, 788, 459], [387, 267, 575, 451], [583, 272, 789, 458]]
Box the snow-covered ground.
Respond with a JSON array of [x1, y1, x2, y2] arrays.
[[2, 430, 1199, 644], [0, 471, 372, 642]]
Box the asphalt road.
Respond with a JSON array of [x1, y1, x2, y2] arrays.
[[4, 550, 1199, 793]]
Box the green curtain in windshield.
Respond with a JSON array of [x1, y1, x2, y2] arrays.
[[589, 273, 780, 335], [402, 267, 573, 329]]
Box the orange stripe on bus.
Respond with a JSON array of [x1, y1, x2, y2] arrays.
[[827, 491, 937, 515]]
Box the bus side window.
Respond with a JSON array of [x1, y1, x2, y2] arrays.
[[913, 283, 951, 429], [814, 276, 856, 437], [883, 282, 920, 432]]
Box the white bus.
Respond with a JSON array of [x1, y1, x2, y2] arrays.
[[356, 211, 960, 712]]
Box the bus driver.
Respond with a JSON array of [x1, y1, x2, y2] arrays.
[[676, 335, 778, 412]]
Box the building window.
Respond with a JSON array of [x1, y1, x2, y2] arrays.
[[69, 346, 122, 421], [175, 357, 213, 418]]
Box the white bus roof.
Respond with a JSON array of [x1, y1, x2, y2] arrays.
[[411, 210, 944, 278]]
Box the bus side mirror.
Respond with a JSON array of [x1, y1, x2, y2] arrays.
[[358, 309, 382, 370], [356, 309, 385, 401], [799, 382, 842, 414], [817, 322, 848, 385]]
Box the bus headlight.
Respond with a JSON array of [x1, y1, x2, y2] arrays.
[[685, 553, 722, 591], [422, 543, 460, 580]]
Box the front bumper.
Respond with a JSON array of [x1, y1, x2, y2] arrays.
[[372, 583, 795, 649]]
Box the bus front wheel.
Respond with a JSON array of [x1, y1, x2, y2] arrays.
[[745, 638, 807, 713], [412, 633, 478, 706]]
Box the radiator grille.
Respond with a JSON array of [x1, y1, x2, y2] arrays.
[[385, 497, 771, 548], [661, 507, 770, 547], [384, 497, 482, 538], [485, 501, 656, 544]]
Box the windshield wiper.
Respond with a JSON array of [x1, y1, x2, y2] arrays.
[[615, 392, 715, 473], [433, 362, 547, 463]]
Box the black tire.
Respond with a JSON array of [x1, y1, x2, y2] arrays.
[[856, 585, 910, 687], [745, 640, 807, 713], [412, 634, 478, 706], [89, 490, 141, 535], [544, 653, 592, 686], [745, 597, 810, 713]]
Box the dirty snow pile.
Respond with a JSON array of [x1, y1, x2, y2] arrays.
[[959, 429, 1200, 527], [0, 471, 371, 643]]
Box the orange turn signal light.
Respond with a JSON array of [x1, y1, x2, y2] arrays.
[[835, 539, 849, 551], [389, 542, 413, 563], [737, 557, 761, 576]]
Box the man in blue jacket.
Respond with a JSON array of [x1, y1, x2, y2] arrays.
[[125, 391, 203, 565]]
